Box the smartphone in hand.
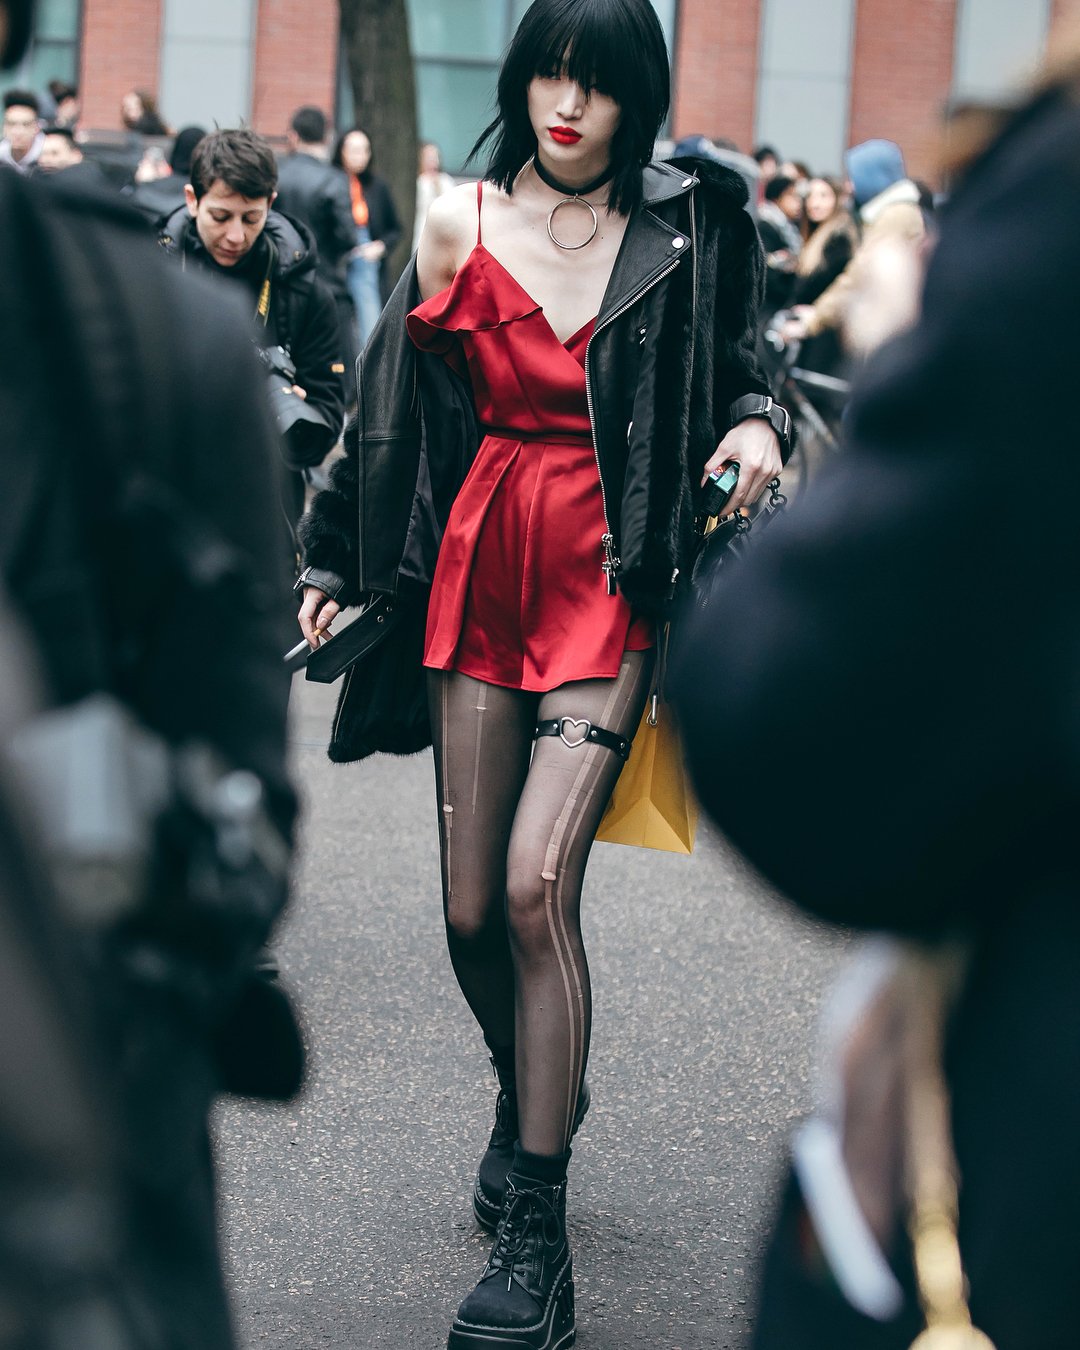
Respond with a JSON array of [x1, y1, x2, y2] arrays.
[[702, 461, 740, 518]]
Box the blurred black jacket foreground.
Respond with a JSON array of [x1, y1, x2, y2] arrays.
[[0, 167, 298, 1349], [672, 79, 1080, 1350]]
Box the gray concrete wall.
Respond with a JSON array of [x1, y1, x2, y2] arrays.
[[953, 0, 1054, 100], [755, 0, 858, 174], [160, 0, 257, 131]]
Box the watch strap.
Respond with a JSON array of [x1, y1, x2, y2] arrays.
[[730, 393, 773, 423], [728, 393, 794, 465]]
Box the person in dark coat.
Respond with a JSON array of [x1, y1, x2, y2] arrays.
[[333, 125, 404, 344], [36, 124, 112, 191], [0, 15, 298, 1335], [757, 173, 802, 315], [0, 86, 42, 173], [671, 50, 1080, 1350], [788, 175, 857, 404], [275, 106, 358, 396], [159, 127, 345, 553], [128, 122, 206, 222], [792, 176, 856, 307]]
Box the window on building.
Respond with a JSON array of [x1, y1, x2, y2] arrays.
[[339, 0, 678, 176], [952, 0, 1053, 102], [755, 0, 857, 178], [1, 0, 82, 106]]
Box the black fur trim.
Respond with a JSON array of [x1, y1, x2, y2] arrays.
[[617, 174, 769, 618], [297, 416, 364, 608], [666, 154, 751, 211]]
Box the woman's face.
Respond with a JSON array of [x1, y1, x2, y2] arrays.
[[121, 91, 143, 125], [341, 131, 372, 176], [527, 73, 621, 170], [805, 178, 838, 224]]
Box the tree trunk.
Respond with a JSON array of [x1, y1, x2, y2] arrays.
[[338, 0, 417, 288]]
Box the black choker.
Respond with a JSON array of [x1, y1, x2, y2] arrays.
[[532, 156, 614, 199], [532, 156, 614, 250]]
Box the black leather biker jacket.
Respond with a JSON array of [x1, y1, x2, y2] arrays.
[[299, 157, 771, 620]]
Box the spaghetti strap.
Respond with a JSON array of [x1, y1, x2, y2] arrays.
[[476, 180, 484, 245]]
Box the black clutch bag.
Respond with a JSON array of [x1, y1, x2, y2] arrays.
[[689, 478, 788, 612], [304, 595, 405, 684]]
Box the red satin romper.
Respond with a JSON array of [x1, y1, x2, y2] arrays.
[[406, 183, 652, 693]]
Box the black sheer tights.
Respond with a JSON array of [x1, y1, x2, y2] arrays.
[[428, 652, 653, 1157]]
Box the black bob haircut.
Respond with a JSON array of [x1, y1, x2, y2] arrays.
[[470, 0, 670, 216], [188, 128, 278, 202]]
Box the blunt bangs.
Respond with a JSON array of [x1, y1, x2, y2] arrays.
[[470, 0, 670, 216]]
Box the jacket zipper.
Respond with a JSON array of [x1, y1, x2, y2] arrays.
[[584, 255, 685, 593]]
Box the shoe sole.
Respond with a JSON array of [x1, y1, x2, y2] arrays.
[[472, 1083, 591, 1234], [472, 1175, 503, 1234], [447, 1331, 574, 1350], [447, 1261, 575, 1350]]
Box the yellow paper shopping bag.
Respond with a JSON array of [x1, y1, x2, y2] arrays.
[[595, 699, 698, 854]]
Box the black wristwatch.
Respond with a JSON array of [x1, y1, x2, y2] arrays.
[[728, 394, 794, 465]]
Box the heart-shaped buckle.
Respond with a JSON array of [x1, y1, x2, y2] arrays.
[[559, 717, 592, 749]]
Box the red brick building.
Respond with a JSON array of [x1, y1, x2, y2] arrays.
[[6, 0, 1080, 181]]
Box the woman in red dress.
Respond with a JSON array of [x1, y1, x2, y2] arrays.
[[298, 2, 785, 1344]]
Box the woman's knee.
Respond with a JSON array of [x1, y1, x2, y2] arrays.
[[504, 855, 580, 951], [444, 891, 503, 947]]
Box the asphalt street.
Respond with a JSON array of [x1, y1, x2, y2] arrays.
[[216, 677, 846, 1350]]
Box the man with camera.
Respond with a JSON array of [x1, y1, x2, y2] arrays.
[[159, 127, 346, 552]]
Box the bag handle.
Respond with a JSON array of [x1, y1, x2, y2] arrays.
[[898, 949, 997, 1350]]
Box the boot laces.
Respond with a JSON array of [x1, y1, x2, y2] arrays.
[[485, 1180, 563, 1293]]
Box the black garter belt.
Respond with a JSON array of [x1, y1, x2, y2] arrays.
[[534, 717, 632, 761]]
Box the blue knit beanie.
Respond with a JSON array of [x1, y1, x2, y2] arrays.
[[845, 139, 906, 208]]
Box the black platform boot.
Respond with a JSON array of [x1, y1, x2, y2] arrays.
[[473, 1064, 519, 1232], [473, 1078, 591, 1233], [449, 1174, 575, 1350]]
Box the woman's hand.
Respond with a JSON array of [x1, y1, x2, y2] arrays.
[[358, 239, 387, 262], [702, 418, 784, 514], [780, 305, 815, 342], [297, 586, 340, 649]]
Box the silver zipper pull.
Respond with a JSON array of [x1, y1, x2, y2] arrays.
[[601, 533, 620, 596]]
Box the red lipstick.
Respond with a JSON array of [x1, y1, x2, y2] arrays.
[[549, 126, 582, 144]]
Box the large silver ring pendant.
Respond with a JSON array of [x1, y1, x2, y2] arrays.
[[547, 196, 599, 250]]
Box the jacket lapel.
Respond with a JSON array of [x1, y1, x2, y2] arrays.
[[596, 164, 697, 328]]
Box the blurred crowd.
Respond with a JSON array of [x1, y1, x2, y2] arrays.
[[0, 82, 457, 380], [1, 76, 937, 425], [673, 129, 934, 371]]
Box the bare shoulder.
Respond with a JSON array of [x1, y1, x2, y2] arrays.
[[417, 181, 486, 299], [423, 181, 483, 252]]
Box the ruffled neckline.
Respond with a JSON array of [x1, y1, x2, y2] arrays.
[[408, 246, 596, 351]]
